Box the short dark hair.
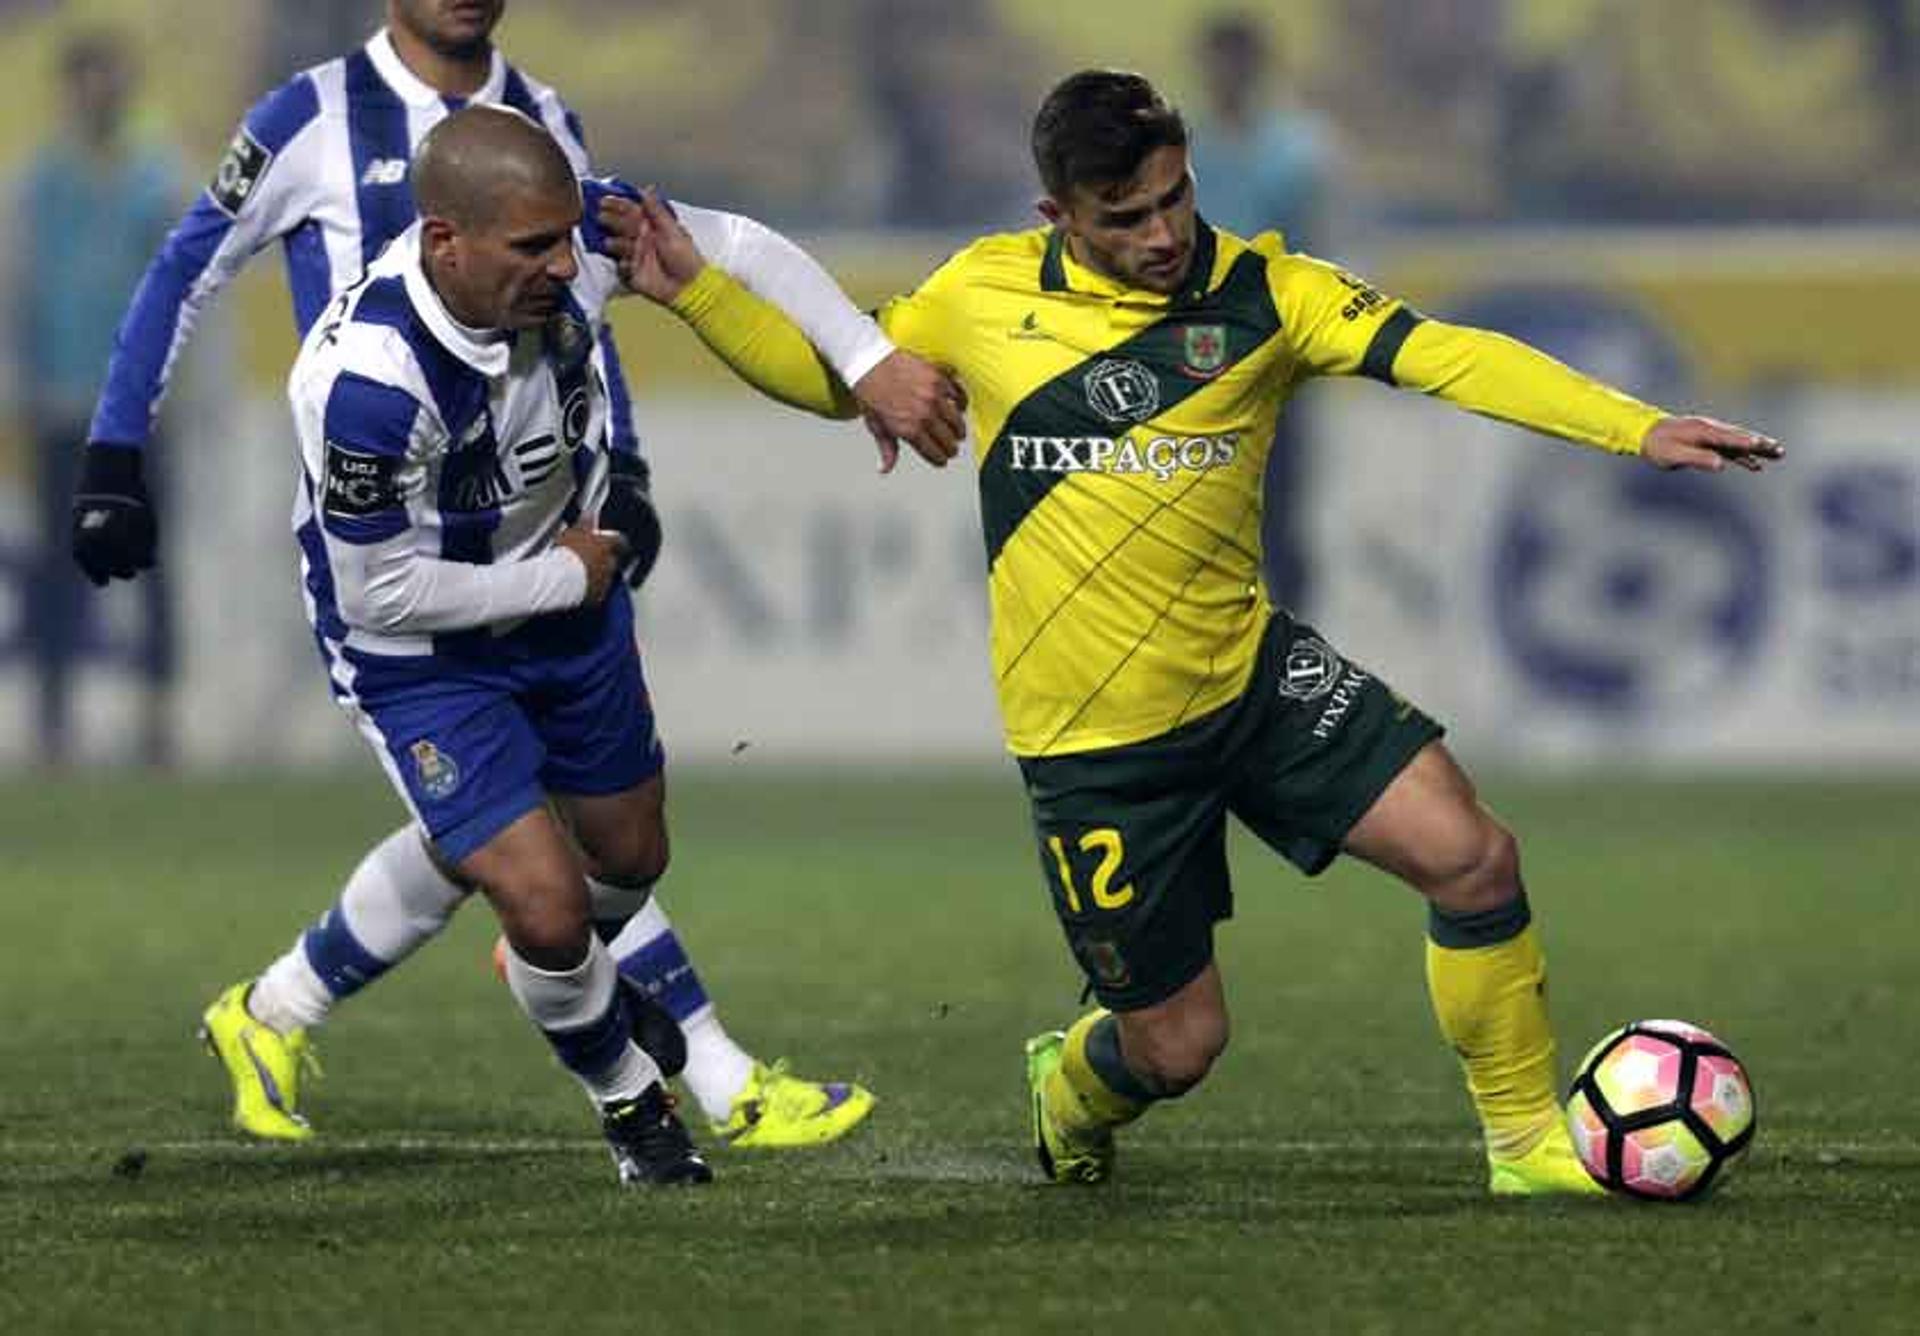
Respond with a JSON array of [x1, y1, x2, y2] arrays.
[[1031, 69, 1188, 200]]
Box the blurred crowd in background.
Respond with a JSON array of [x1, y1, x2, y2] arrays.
[[2, 0, 1918, 768], [5, 0, 1919, 235]]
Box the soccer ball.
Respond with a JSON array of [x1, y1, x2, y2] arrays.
[[1565, 1019, 1756, 1201]]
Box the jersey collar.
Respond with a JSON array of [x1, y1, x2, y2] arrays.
[[1041, 218, 1222, 307], [366, 28, 508, 109], [396, 224, 513, 378]]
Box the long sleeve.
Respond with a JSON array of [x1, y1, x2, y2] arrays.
[[1273, 248, 1664, 456], [329, 534, 589, 635], [1386, 319, 1664, 455], [88, 76, 324, 449], [672, 203, 894, 389], [664, 266, 860, 418]]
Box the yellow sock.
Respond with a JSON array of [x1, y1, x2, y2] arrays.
[[1045, 1009, 1148, 1136], [1425, 921, 1562, 1159]]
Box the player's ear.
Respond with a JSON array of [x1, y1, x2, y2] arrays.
[[420, 215, 459, 266], [1035, 196, 1064, 227]]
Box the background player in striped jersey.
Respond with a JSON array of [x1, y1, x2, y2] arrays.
[[73, 0, 963, 1151], [596, 68, 1782, 1195]]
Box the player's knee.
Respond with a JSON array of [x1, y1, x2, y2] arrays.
[[591, 826, 669, 888], [1425, 816, 1521, 914], [491, 874, 592, 969], [1127, 1010, 1228, 1096]]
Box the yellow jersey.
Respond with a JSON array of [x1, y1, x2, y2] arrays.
[[870, 221, 1664, 759]]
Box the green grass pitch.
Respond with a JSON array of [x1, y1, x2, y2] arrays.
[[2, 771, 1916, 1333]]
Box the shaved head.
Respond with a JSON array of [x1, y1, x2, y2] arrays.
[[412, 104, 578, 230], [413, 105, 583, 330]]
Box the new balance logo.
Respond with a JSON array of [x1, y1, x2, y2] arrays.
[[360, 158, 407, 187]]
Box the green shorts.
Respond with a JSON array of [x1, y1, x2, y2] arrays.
[[1016, 614, 1444, 1011]]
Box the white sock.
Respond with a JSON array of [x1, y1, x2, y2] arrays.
[[502, 936, 659, 1105], [249, 826, 466, 1034], [607, 898, 758, 1120], [680, 1003, 759, 1122]]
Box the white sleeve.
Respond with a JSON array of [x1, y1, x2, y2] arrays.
[[673, 203, 895, 387], [331, 536, 589, 635]]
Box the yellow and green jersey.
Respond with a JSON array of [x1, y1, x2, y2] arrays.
[[669, 220, 1667, 760], [871, 220, 1665, 759]]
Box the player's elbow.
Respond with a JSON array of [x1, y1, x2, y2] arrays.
[[338, 562, 426, 635]]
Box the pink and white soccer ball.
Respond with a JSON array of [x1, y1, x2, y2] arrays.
[[1565, 1019, 1756, 1201]]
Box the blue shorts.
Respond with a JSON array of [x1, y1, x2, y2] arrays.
[[336, 587, 664, 864]]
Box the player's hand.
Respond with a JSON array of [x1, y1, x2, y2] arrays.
[[597, 453, 664, 588], [554, 525, 629, 605], [1640, 416, 1784, 474], [852, 351, 967, 472], [598, 188, 705, 304], [71, 442, 158, 586]]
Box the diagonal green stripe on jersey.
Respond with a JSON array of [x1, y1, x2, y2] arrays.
[[978, 231, 1282, 569]]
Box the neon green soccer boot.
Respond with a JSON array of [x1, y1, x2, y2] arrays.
[[710, 1060, 875, 1149], [1488, 1118, 1606, 1197], [198, 982, 317, 1142], [1025, 1030, 1114, 1184]]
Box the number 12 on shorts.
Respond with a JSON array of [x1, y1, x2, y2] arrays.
[[1046, 828, 1135, 913]]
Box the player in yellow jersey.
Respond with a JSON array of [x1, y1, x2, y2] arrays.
[[595, 70, 1781, 1196]]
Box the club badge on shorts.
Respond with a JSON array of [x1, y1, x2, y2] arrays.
[[411, 739, 461, 800], [1278, 635, 1345, 701]]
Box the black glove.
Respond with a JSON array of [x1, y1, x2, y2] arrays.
[[600, 453, 663, 589], [71, 443, 158, 587]]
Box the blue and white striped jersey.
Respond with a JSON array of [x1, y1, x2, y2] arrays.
[[88, 28, 647, 456], [289, 213, 624, 665]]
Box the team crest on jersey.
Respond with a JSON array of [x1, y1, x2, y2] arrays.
[[209, 127, 273, 216], [410, 740, 461, 800], [1180, 324, 1228, 379], [1277, 635, 1345, 701], [1084, 358, 1161, 425]]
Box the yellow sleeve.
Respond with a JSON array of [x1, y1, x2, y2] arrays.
[[1271, 250, 1418, 377], [1272, 249, 1665, 455], [666, 264, 859, 418], [1387, 319, 1667, 456]]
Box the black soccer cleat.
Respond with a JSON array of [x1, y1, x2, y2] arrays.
[[622, 980, 688, 1080], [602, 1084, 713, 1187]]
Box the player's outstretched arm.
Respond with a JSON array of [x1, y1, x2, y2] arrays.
[[1638, 416, 1783, 473], [597, 190, 964, 470]]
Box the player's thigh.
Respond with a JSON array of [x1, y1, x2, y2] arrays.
[[556, 771, 668, 885], [1019, 728, 1232, 1012], [1227, 616, 1445, 878], [528, 588, 666, 812], [1341, 739, 1514, 901], [344, 663, 548, 867]]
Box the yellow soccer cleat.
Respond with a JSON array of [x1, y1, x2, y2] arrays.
[[198, 982, 317, 1142], [1488, 1119, 1607, 1197], [1025, 1030, 1114, 1184], [710, 1060, 875, 1149]]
